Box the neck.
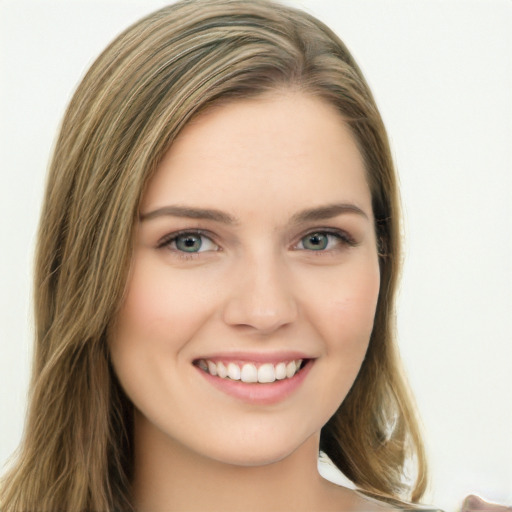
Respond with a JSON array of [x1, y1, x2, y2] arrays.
[[131, 411, 355, 512]]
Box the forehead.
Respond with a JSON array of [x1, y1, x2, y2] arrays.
[[142, 91, 371, 217]]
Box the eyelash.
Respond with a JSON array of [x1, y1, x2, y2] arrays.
[[294, 229, 357, 253], [157, 229, 219, 260], [157, 228, 357, 259]]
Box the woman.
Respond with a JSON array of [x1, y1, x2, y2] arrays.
[[0, 1, 506, 511]]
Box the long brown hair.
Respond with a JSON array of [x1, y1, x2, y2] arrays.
[[1, 1, 427, 510]]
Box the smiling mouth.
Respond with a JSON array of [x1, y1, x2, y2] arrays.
[[193, 359, 308, 384]]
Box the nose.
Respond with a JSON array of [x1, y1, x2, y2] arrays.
[[221, 254, 298, 335]]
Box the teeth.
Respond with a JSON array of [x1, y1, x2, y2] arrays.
[[217, 361, 227, 379], [207, 360, 217, 376], [275, 362, 287, 380], [286, 361, 297, 378], [227, 362, 240, 380], [258, 363, 275, 383], [198, 359, 304, 383], [240, 363, 258, 383]]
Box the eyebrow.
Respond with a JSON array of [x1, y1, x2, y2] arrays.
[[139, 202, 369, 224], [290, 203, 369, 223], [140, 205, 237, 224]]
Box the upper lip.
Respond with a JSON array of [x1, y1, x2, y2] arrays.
[[193, 351, 314, 365]]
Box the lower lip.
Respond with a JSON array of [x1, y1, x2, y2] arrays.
[[195, 360, 313, 405]]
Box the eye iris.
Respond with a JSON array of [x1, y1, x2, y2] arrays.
[[303, 233, 328, 250], [176, 234, 202, 252]]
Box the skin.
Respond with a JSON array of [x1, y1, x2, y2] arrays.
[[462, 496, 512, 512], [110, 91, 391, 511]]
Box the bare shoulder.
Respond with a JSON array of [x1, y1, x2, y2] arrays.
[[346, 489, 442, 512], [352, 500, 443, 512], [319, 479, 442, 512]]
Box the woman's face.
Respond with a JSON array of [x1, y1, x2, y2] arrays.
[[110, 91, 380, 466]]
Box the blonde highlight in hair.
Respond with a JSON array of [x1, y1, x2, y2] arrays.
[[1, 1, 427, 510]]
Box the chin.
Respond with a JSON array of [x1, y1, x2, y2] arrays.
[[205, 445, 300, 468], [188, 427, 319, 469]]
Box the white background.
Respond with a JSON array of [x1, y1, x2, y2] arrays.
[[1, 1, 511, 510]]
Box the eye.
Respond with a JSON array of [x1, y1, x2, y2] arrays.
[[160, 231, 219, 253], [296, 231, 352, 251]]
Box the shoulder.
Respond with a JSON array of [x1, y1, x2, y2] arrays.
[[348, 490, 443, 512], [348, 493, 442, 512]]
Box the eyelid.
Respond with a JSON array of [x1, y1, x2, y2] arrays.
[[292, 227, 357, 250], [157, 229, 220, 252], [155, 227, 357, 257]]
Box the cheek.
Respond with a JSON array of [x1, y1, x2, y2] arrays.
[[309, 258, 380, 406], [329, 277, 380, 341], [308, 257, 380, 348], [108, 258, 209, 406], [112, 257, 213, 354], [293, 266, 380, 436]]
